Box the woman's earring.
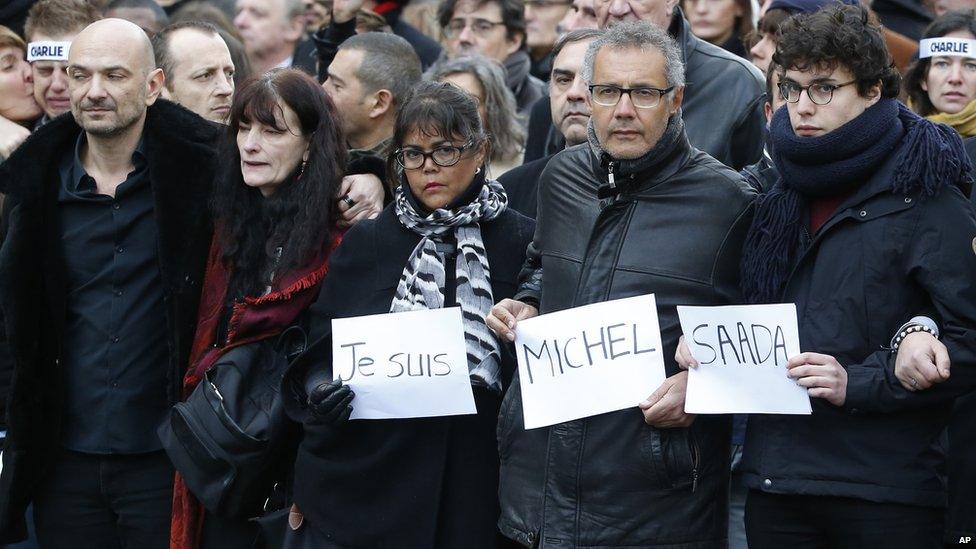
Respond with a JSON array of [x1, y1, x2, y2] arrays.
[[475, 166, 482, 174], [298, 160, 307, 178]]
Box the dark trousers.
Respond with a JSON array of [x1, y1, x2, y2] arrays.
[[746, 489, 943, 549], [32, 449, 173, 549]]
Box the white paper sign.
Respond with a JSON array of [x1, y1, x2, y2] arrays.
[[514, 294, 667, 429], [919, 37, 976, 58], [330, 307, 477, 420], [678, 303, 811, 415]]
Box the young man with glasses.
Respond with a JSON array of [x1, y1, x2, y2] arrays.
[[733, 5, 976, 547], [438, 0, 546, 115], [487, 20, 756, 548]]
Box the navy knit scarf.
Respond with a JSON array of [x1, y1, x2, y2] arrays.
[[741, 98, 972, 303]]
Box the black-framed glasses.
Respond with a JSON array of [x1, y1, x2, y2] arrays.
[[778, 80, 856, 105], [395, 140, 475, 170], [588, 84, 675, 108], [444, 18, 506, 38]]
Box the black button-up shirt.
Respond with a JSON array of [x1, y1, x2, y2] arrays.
[[57, 134, 170, 454]]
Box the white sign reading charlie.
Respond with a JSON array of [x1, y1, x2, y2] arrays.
[[919, 37, 976, 58], [26, 41, 71, 62], [514, 294, 667, 429], [330, 307, 477, 420], [678, 303, 811, 415]]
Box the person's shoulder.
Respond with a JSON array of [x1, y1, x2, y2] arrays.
[[687, 34, 762, 84], [682, 147, 758, 202], [145, 99, 222, 149], [498, 155, 551, 184]]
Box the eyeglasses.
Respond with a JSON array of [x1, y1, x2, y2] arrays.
[[778, 80, 856, 106], [395, 141, 475, 170], [588, 84, 674, 108], [444, 18, 506, 38]]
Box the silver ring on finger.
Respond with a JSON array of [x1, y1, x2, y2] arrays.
[[910, 377, 919, 387], [342, 195, 356, 208]]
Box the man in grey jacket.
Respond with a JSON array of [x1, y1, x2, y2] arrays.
[[487, 21, 755, 548]]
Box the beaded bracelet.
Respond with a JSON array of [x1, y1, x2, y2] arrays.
[[891, 324, 938, 350]]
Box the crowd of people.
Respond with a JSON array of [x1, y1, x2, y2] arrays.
[[0, 0, 973, 547]]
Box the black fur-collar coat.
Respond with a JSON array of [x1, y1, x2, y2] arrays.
[[0, 100, 217, 543]]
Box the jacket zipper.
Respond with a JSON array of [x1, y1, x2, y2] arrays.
[[690, 430, 700, 492]]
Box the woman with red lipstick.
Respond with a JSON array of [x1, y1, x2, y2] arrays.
[[905, 12, 976, 143], [271, 80, 534, 548], [169, 68, 346, 549]]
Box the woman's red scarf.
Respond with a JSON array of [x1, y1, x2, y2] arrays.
[[170, 231, 343, 549]]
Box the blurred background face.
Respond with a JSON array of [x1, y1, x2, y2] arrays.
[[684, 0, 740, 44], [922, 30, 976, 115], [558, 0, 599, 32], [0, 46, 42, 123], [234, 0, 293, 57], [30, 32, 77, 118], [445, 0, 521, 61], [439, 71, 490, 130], [549, 38, 593, 146], [236, 99, 309, 196], [105, 6, 166, 35], [595, 0, 676, 29], [302, 0, 332, 30], [525, 0, 572, 54], [401, 127, 486, 210], [162, 29, 236, 123], [934, 0, 976, 17]]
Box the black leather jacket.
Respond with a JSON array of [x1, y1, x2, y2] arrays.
[[669, 9, 766, 171], [498, 129, 756, 547]]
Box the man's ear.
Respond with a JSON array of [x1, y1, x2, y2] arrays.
[[145, 68, 165, 106], [669, 85, 684, 114], [504, 30, 524, 57], [865, 80, 883, 107], [284, 15, 305, 43], [368, 89, 394, 119]]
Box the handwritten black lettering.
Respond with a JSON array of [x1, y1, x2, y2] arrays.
[[692, 324, 717, 364]]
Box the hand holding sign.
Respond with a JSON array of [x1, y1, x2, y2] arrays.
[[330, 307, 477, 420], [514, 294, 666, 429], [639, 371, 694, 428], [677, 304, 811, 415], [787, 353, 847, 407]]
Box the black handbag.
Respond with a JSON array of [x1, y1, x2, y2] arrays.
[[158, 326, 306, 518]]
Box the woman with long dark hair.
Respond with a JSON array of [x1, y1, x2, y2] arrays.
[[169, 67, 346, 549], [273, 81, 534, 548]]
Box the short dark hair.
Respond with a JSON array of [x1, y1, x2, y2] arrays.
[[746, 8, 789, 51], [551, 28, 603, 61], [387, 80, 489, 185], [152, 21, 221, 88], [106, 0, 171, 29], [773, 4, 899, 99], [339, 32, 422, 108], [437, 0, 527, 47], [904, 10, 976, 116], [24, 0, 101, 42]]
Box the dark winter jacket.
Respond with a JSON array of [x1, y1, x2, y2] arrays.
[[283, 198, 534, 548], [0, 101, 217, 543], [740, 137, 976, 508], [499, 133, 756, 547], [498, 154, 552, 218]]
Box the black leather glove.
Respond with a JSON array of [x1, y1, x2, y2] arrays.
[[307, 379, 354, 425]]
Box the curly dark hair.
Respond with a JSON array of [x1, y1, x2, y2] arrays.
[[904, 10, 976, 116], [215, 68, 345, 299], [773, 4, 900, 99]]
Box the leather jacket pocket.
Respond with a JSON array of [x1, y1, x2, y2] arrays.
[[640, 427, 700, 491]]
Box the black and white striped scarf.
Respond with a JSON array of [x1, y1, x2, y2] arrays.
[[391, 179, 508, 392]]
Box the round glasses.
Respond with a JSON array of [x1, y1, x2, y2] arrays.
[[778, 80, 856, 106], [588, 84, 674, 108], [395, 141, 475, 170]]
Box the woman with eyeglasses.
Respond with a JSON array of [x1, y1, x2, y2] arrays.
[[270, 81, 534, 548]]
